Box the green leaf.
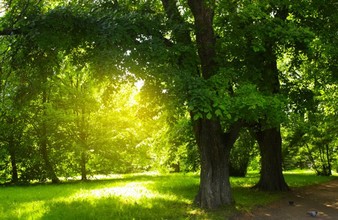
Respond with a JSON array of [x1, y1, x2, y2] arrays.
[[193, 113, 202, 121], [215, 109, 222, 117]]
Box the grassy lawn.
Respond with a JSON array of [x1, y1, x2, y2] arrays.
[[0, 171, 336, 220]]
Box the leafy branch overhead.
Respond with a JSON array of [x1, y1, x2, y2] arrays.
[[0, 0, 337, 210]]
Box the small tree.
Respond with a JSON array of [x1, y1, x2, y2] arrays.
[[229, 129, 256, 177]]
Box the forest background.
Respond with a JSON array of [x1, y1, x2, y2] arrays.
[[0, 0, 337, 210]]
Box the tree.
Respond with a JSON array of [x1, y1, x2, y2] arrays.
[[0, 0, 292, 205], [56, 64, 99, 181], [279, 0, 338, 176], [0, 81, 22, 183], [1, 0, 337, 209], [229, 129, 256, 177], [281, 49, 338, 175]]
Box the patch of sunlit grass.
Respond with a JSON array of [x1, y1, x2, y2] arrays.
[[283, 170, 337, 187], [231, 172, 260, 188], [0, 174, 199, 219], [72, 182, 153, 200], [12, 201, 46, 219]]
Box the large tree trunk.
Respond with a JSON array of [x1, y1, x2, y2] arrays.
[[193, 119, 232, 208], [193, 119, 243, 209], [249, 24, 289, 190], [254, 127, 289, 191], [187, 0, 240, 209], [162, 0, 242, 208]]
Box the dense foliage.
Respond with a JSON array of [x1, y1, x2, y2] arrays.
[[0, 0, 337, 209]]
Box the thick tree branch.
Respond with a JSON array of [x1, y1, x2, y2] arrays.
[[224, 120, 245, 148], [161, 0, 198, 73], [0, 28, 22, 36], [161, 0, 191, 44], [187, 0, 216, 79]]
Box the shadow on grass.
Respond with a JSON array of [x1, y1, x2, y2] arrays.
[[40, 195, 192, 220]]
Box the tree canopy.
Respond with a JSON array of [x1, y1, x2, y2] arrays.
[[0, 0, 337, 209]]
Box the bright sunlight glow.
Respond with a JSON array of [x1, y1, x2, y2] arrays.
[[135, 79, 144, 91], [70, 181, 190, 204], [128, 79, 144, 106], [0, 0, 5, 17], [78, 182, 154, 200]]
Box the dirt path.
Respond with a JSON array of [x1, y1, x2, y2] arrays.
[[231, 178, 338, 220]]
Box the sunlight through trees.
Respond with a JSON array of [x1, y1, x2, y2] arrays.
[[0, 0, 337, 210]]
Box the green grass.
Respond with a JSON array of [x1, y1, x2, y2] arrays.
[[283, 169, 338, 187], [0, 171, 336, 220]]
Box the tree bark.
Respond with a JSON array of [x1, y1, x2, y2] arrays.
[[248, 31, 289, 190], [253, 127, 289, 191], [79, 90, 88, 181], [162, 0, 241, 208], [6, 117, 19, 184], [40, 126, 60, 184], [325, 144, 332, 176], [41, 89, 60, 184], [8, 136, 18, 184], [186, 0, 246, 208], [187, 0, 216, 78], [193, 119, 243, 209], [40, 144, 60, 183], [193, 119, 231, 208], [81, 151, 87, 181]]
